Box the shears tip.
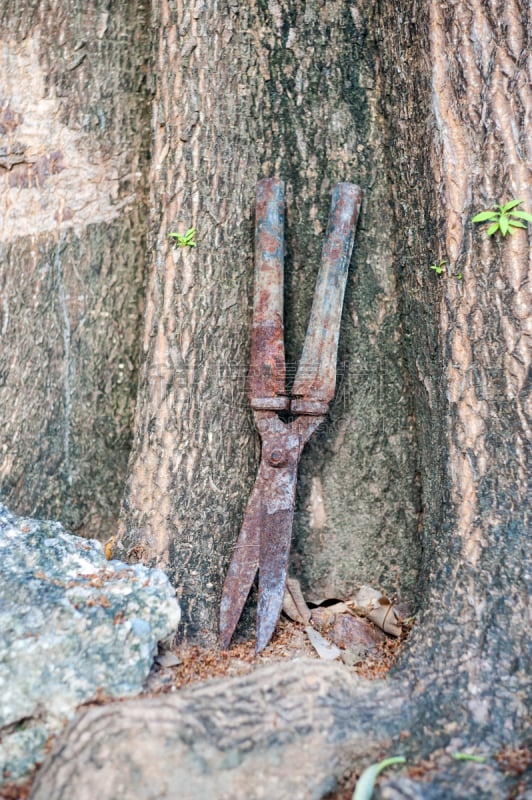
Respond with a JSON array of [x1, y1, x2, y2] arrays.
[[255, 630, 271, 654], [255, 615, 280, 653], [255, 592, 285, 654], [219, 594, 242, 651]]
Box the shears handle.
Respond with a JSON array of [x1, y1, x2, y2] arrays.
[[292, 183, 362, 413], [248, 178, 289, 412]]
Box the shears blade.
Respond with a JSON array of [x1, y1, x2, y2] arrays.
[[219, 480, 262, 650], [255, 505, 295, 652]]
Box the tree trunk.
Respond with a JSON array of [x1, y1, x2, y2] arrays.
[[5, 0, 532, 796], [374, 0, 531, 753], [115, 0, 421, 642], [0, 0, 150, 537]]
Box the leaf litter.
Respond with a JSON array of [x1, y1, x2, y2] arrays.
[[146, 579, 413, 695]]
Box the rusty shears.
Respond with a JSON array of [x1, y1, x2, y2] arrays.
[[220, 178, 362, 652]]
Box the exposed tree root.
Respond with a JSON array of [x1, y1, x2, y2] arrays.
[[30, 661, 405, 800], [28, 658, 530, 800]]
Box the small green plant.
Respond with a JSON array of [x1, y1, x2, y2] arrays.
[[168, 227, 196, 248], [429, 259, 447, 275], [452, 752, 488, 763], [352, 756, 406, 800], [472, 200, 532, 237]]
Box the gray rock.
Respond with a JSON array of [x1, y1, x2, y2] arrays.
[[0, 505, 181, 784]]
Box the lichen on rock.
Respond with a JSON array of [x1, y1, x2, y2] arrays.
[[0, 505, 181, 784]]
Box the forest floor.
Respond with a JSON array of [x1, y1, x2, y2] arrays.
[[3, 615, 529, 800], [0, 615, 406, 800], [147, 618, 406, 800], [147, 615, 405, 691]]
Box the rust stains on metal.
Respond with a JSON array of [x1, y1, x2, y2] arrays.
[[292, 183, 362, 404], [220, 411, 323, 651], [220, 179, 362, 653], [248, 178, 287, 405]]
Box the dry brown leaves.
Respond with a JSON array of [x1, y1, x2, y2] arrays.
[[144, 613, 408, 697], [494, 745, 531, 776], [0, 771, 36, 800]]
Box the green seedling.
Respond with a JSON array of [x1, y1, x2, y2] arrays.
[[168, 227, 197, 248], [472, 200, 532, 237], [352, 756, 406, 800], [452, 753, 488, 763], [429, 259, 447, 275]]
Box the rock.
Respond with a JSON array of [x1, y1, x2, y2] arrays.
[[0, 505, 181, 785]]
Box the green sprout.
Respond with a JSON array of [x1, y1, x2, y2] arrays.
[[168, 227, 196, 248], [352, 757, 406, 800], [452, 753, 488, 763], [472, 200, 532, 237], [429, 259, 447, 275]]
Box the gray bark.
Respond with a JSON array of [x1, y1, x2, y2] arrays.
[[0, 0, 150, 537], [115, 0, 420, 641]]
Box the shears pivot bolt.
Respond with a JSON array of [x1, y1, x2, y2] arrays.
[[268, 449, 286, 467]]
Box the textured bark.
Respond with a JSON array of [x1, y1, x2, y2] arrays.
[[116, 0, 420, 641], [6, 0, 532, 797], [29, 662, 403, 800], [372, 0, 531, 755], [0, 1, 150, 536], [28, 661, 526, 800]]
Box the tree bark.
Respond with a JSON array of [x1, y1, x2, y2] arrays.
[[373, 0, 531, 752], [29, 662, 400, 800], [28, 661, 527, 800], [116, 0, 420, 642], [0, 1, 150, 537], [5, 0, 532, 796]]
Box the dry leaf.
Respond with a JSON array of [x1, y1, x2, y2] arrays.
[[329, 614, 385, 654], [310, 602, 351, 631], [282, 577, 312, 624], [104, 535, 116, 560], [304, 626, 341, 660], [367, 604, 402, 637], [310, 606, 335, 629], [353, 585, 404, 637], [321, 601, 351, 615], [354, 585, 383, 607], [155, 651, 182, 668]]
